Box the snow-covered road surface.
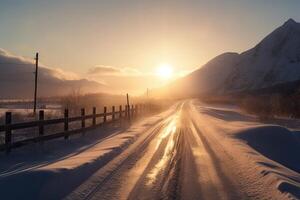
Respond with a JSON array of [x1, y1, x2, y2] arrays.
[[1, 100, 300, 200], [66, 101, 245, 200]]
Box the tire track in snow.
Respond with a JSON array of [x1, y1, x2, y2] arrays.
[[66, 101, 246, 200], [65, 104, 183, 200]]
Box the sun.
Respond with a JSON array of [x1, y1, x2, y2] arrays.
[[156, 63, 173, 79]]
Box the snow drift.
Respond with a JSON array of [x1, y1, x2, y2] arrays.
[[236, 125, 300, 173], [191, 101, 300, 199]]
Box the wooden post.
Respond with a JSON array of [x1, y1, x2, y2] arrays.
[[126, 105, 128, 119], [92, 107, 96, 126], [135, 105, 138, 116], [103, 106, 107, 123], [112, 106, 115, 121], [127, 105, 130, 120], [5, 112, 12, 154], [131, 105, 134, 117], [81, 108, 85, 136], [126, 94, 130, 120], [81, 108, 85, 128], [33, 52, 39, 114], [64, 109, 69, 140], [39, 110, 44, 136], [119, 105, 122, 119]]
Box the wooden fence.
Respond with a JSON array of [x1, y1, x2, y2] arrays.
[[0, 104, 148, 153]]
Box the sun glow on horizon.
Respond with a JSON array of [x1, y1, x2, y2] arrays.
[[156, 63, 174, 79]]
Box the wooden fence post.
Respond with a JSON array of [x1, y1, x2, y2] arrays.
[[81, 108, 85, 128], [119, 105, 122, 119], [128, 105, 131, 120], [103, 106, 107, 123], [135, 105, 138, 116], [5, 112, 12, 154], [128, 105, 130, 118], [92, 107, 96, 126], [39, 110, 44, 137], [81, 108, 85, 136], [112, 106, 115, 121], [64, 109, 69, 139]]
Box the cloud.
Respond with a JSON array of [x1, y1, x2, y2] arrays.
[[88, 65, 121, 75], [88, 65, 142, 76], [0, 48, 107, 98], [44, 67, 80, 80]]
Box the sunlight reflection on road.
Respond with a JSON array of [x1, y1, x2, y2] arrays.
[[146, 113, 180, 185]]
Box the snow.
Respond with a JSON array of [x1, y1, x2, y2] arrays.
[[67, 100, 300, 199], [225, 18, 300, 91], [237, 125, 300, 173], [190, 100, 300, 199], [1, 100, 300, 199], [66, 102, 245, 200], [0, 107, 174, 200]]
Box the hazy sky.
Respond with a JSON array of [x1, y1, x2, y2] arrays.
[[1, 0, 300, 94]]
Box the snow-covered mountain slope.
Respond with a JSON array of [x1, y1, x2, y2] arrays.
[[167, 19, 300, 97], [225, 18, 300, 92]]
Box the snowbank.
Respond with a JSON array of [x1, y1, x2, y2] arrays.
[[237, 125, 300, 173], [190, 100, 300, 199]]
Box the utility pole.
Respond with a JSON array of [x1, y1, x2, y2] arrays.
[[33, 52, 39, 114], [126, 93, 130, 120]]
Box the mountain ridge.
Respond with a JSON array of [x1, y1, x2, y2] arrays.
[[0, 49, 107, 99], [162, 18, 300, 98]]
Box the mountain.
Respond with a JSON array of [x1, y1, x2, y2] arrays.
[[0, 49, 107, 99], [164, 19, 300, 97]]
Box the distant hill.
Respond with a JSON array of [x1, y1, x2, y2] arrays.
[[0, 49, 107, 99], [159, 19, 300, 98]]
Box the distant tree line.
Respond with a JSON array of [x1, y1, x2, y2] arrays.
[[239, 94, 300, 120], [200, 93, 300, 120]]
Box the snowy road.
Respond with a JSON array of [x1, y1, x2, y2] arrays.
[[66, 101, 245, 200], [1, 100, 300, 200]]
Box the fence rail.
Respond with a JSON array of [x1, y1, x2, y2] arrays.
[[0, 104, 148, 153]]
